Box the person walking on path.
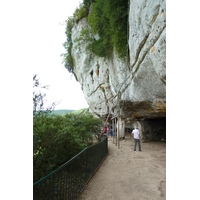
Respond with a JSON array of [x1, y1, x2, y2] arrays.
[[107, 126, 110, 137], [104, 126, 107, 136], [110, 126, 113, 137], [132, 127, 141, 151]]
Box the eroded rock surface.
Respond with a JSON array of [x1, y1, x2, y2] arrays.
[[71, 0, 166, 139]]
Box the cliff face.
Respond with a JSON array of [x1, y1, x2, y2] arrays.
[[71, 0, 166, 140]]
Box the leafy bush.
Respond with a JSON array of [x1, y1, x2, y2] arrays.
[[87, 0, 128, 58], [33, 74, 102, 182], [33, 113, 102, 182], [62, 17, 75, 77], [73, 4, 89, 23], [83, 0, 96, 7], [62, 3, 89, 77]]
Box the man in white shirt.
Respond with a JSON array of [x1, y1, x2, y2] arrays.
[[131, 127, 141, 151]]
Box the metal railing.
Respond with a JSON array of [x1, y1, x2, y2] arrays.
[[33, 137, 108, 200]]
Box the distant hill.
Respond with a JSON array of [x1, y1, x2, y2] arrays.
[[72, 108, 89, 115], [50, 108, 89, 116], [50, 109, 75, 116]]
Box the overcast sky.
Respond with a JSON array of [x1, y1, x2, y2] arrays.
[[0, 1, 88, 197], [30, 0, 89, 110], [1, 0, 88, 110]]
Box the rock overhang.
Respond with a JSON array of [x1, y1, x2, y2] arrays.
[[70, 0, 166, 138]]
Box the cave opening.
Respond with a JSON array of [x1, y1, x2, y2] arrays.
[[140, 117, 166, 141], [125, 117, 166, 142]]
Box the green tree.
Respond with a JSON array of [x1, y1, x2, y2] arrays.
[[83, 0, 96, 8], [33, 74, 56, 115], [33, 77, 102, 182], [87, 0, 128, 58], [33, 113, 102, 182]]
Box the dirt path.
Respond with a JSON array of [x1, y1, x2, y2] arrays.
[[79, 134, 166, 200]]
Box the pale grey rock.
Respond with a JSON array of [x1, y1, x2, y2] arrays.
[[70, 0, 166, 139]]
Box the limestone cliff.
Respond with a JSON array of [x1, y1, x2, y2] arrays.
[[70, 0, 166, 140]]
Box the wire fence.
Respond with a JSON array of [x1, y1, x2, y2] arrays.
[[33, 136, 108, 200]]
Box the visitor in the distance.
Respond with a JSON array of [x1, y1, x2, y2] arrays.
[[131, 127, 142, 151]]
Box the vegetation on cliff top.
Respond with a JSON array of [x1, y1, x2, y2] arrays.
[[62, 0, 128, 76], [87, 0, 128, 58]]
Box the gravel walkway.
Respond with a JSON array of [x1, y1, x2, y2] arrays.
[[79, 135, 166, 200]]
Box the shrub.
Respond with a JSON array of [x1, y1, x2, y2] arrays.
[[73, 4, 89, 23], [33, 113, 102, 182], [62, 3, 89, 77], [87, 0, 128, 58], [62, 17, 74, 75]]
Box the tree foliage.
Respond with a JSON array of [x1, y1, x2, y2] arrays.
[[33, 74, 56, 115], [33, 75, 102, 182], [83, 0, 96, 7], [62, 3, 90, 78], [61, 17, 75, 78], [87, 0, 128, 58], [62, 0, 128, 76], [33, 113, 102, 182]]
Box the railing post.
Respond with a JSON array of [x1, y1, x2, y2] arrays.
[[52, 173, 55, 200], [115, 118, 117, 146], [117, 119, 120, 149], [85, 148, 88, 182], [112, 119, 114, 144], [106, 136, 108, 154]]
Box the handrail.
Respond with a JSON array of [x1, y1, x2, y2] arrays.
[[33, 136, 108, 200], [33, 147, 87, 186]]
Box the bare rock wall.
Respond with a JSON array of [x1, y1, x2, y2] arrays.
[[71, 0, 166, 124]]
